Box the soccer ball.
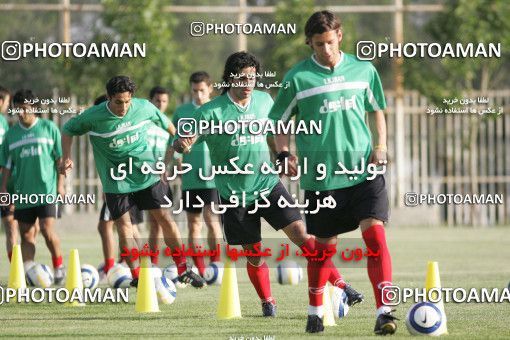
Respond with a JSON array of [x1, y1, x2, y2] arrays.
[[155, 276, 177, 304], [81, 264, 100, 290], [406, 302, 444, 336], [162, 263, 199, 288], [204, 262, 224, 285], [97, 262, 108, 284], [26, 263, 54, 288], [107, 264, 132, 288], [276, 260, 303, 285], [331, 287, 350, 318], [150, 265, 162, 279]]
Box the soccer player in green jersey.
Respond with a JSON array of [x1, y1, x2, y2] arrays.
[[175, 52, 339, 332], [269, 11, 396, 335], [60, 76, 205, 288], [0, 86, 19, 263], [0, 89, 65, 284], [92, 94, 145, 276], [172, 71, 222, 277]]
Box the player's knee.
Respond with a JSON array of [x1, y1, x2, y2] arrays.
[[283, 220, 309, 245]]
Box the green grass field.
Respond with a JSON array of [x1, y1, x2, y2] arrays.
[[0, 224, 509, 339]]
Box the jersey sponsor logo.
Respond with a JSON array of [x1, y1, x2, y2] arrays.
[[319, 95, 357, 114], [231, 134, 265, 146], [116, 121, 132, 130], [108, 131, 140, 148], [20, 145, 43, 158], [323, 75, 345, 85]]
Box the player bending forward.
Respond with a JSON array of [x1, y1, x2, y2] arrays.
[[174, 52, 362, 333], [60, 76, 205, 288]]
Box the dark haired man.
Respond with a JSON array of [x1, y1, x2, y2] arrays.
[[92, 94, 144, 275], [172, 71, 222, 276], [60, 76, 205, 288], [174, 52, 334, 332], [0, 89, 65, 284], [270, 10, 396, 335], [149, 86, 170, 115]]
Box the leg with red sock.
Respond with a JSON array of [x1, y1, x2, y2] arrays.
[[245, 242, 276, 317], [103, 257, 115, 274], [361, 222, 397, 335], [326, 242, 365, 305], [299, 237, 331, 333]]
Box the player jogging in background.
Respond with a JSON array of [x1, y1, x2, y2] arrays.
[[269, 10, 396, 335], [0, 86, 19, 263], [92, 94, 145, 275], [60, 76, 205, 288], [172, 72, 222, 277], [146, 86, 172, 266], [0, 89, 66, 284], [174, 52, 352, 333]]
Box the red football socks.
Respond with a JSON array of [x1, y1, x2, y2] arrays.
[[362, 224, 393, 308], [300, 237, 331, 308], [192, 255, 206, 276], [52, 255, 63, 269], [247, 260, 272, 301], [131, 267, 140, 279], [104, 257, 115, 273]]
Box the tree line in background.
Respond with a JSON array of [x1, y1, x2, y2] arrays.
[[0, 0, 508, 112]]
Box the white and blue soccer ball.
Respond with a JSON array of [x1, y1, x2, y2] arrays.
[[26, 263, 54, 288], [276, 260, 303, 285], [155, 276, 177, 304], [406, 302, 444, 336], [107, 264, 132, 288], [204, 262, 224, 285], [81, 264, 100, 290], [97, 262, 106, 282], [150, 265, 163, 279], [331, 287, 350, 318], [162, 263, 199, 288]]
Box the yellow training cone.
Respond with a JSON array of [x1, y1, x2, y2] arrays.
[[322, 284, 337, 326], [425, 261, 448, 335], [135, 256, 159, 313], [7, 245, 27, 300], [217, 258, 242, 319], [65, 249, 84, 306]]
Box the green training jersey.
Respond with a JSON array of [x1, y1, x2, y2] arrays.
[[0, 114, 14, 193], [173, 102, 215, 191], [62, 98, 170, 194], [269, 52, 387, 191], [195, 90, 279, 205], [146, 123, 170, 160], [0, 118, 62, 209]]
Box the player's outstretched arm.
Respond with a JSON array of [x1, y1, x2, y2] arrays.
[[59, 133, 74, 176], [167, 121, 176, 137], [0, 167, 11, 193], [370, 110, 388, 165], [55, 158, 66, 196], [172, 136, 196, 154]]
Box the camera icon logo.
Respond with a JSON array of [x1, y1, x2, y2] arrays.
[[404, 192, 419, 207], [190, 22, 205, 37], [356, 41, 376, 61], [177, 118, 197, 138], [0, 193, 11, 206], [1, 41, 21, 61], [381, 285, 401, 306]]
